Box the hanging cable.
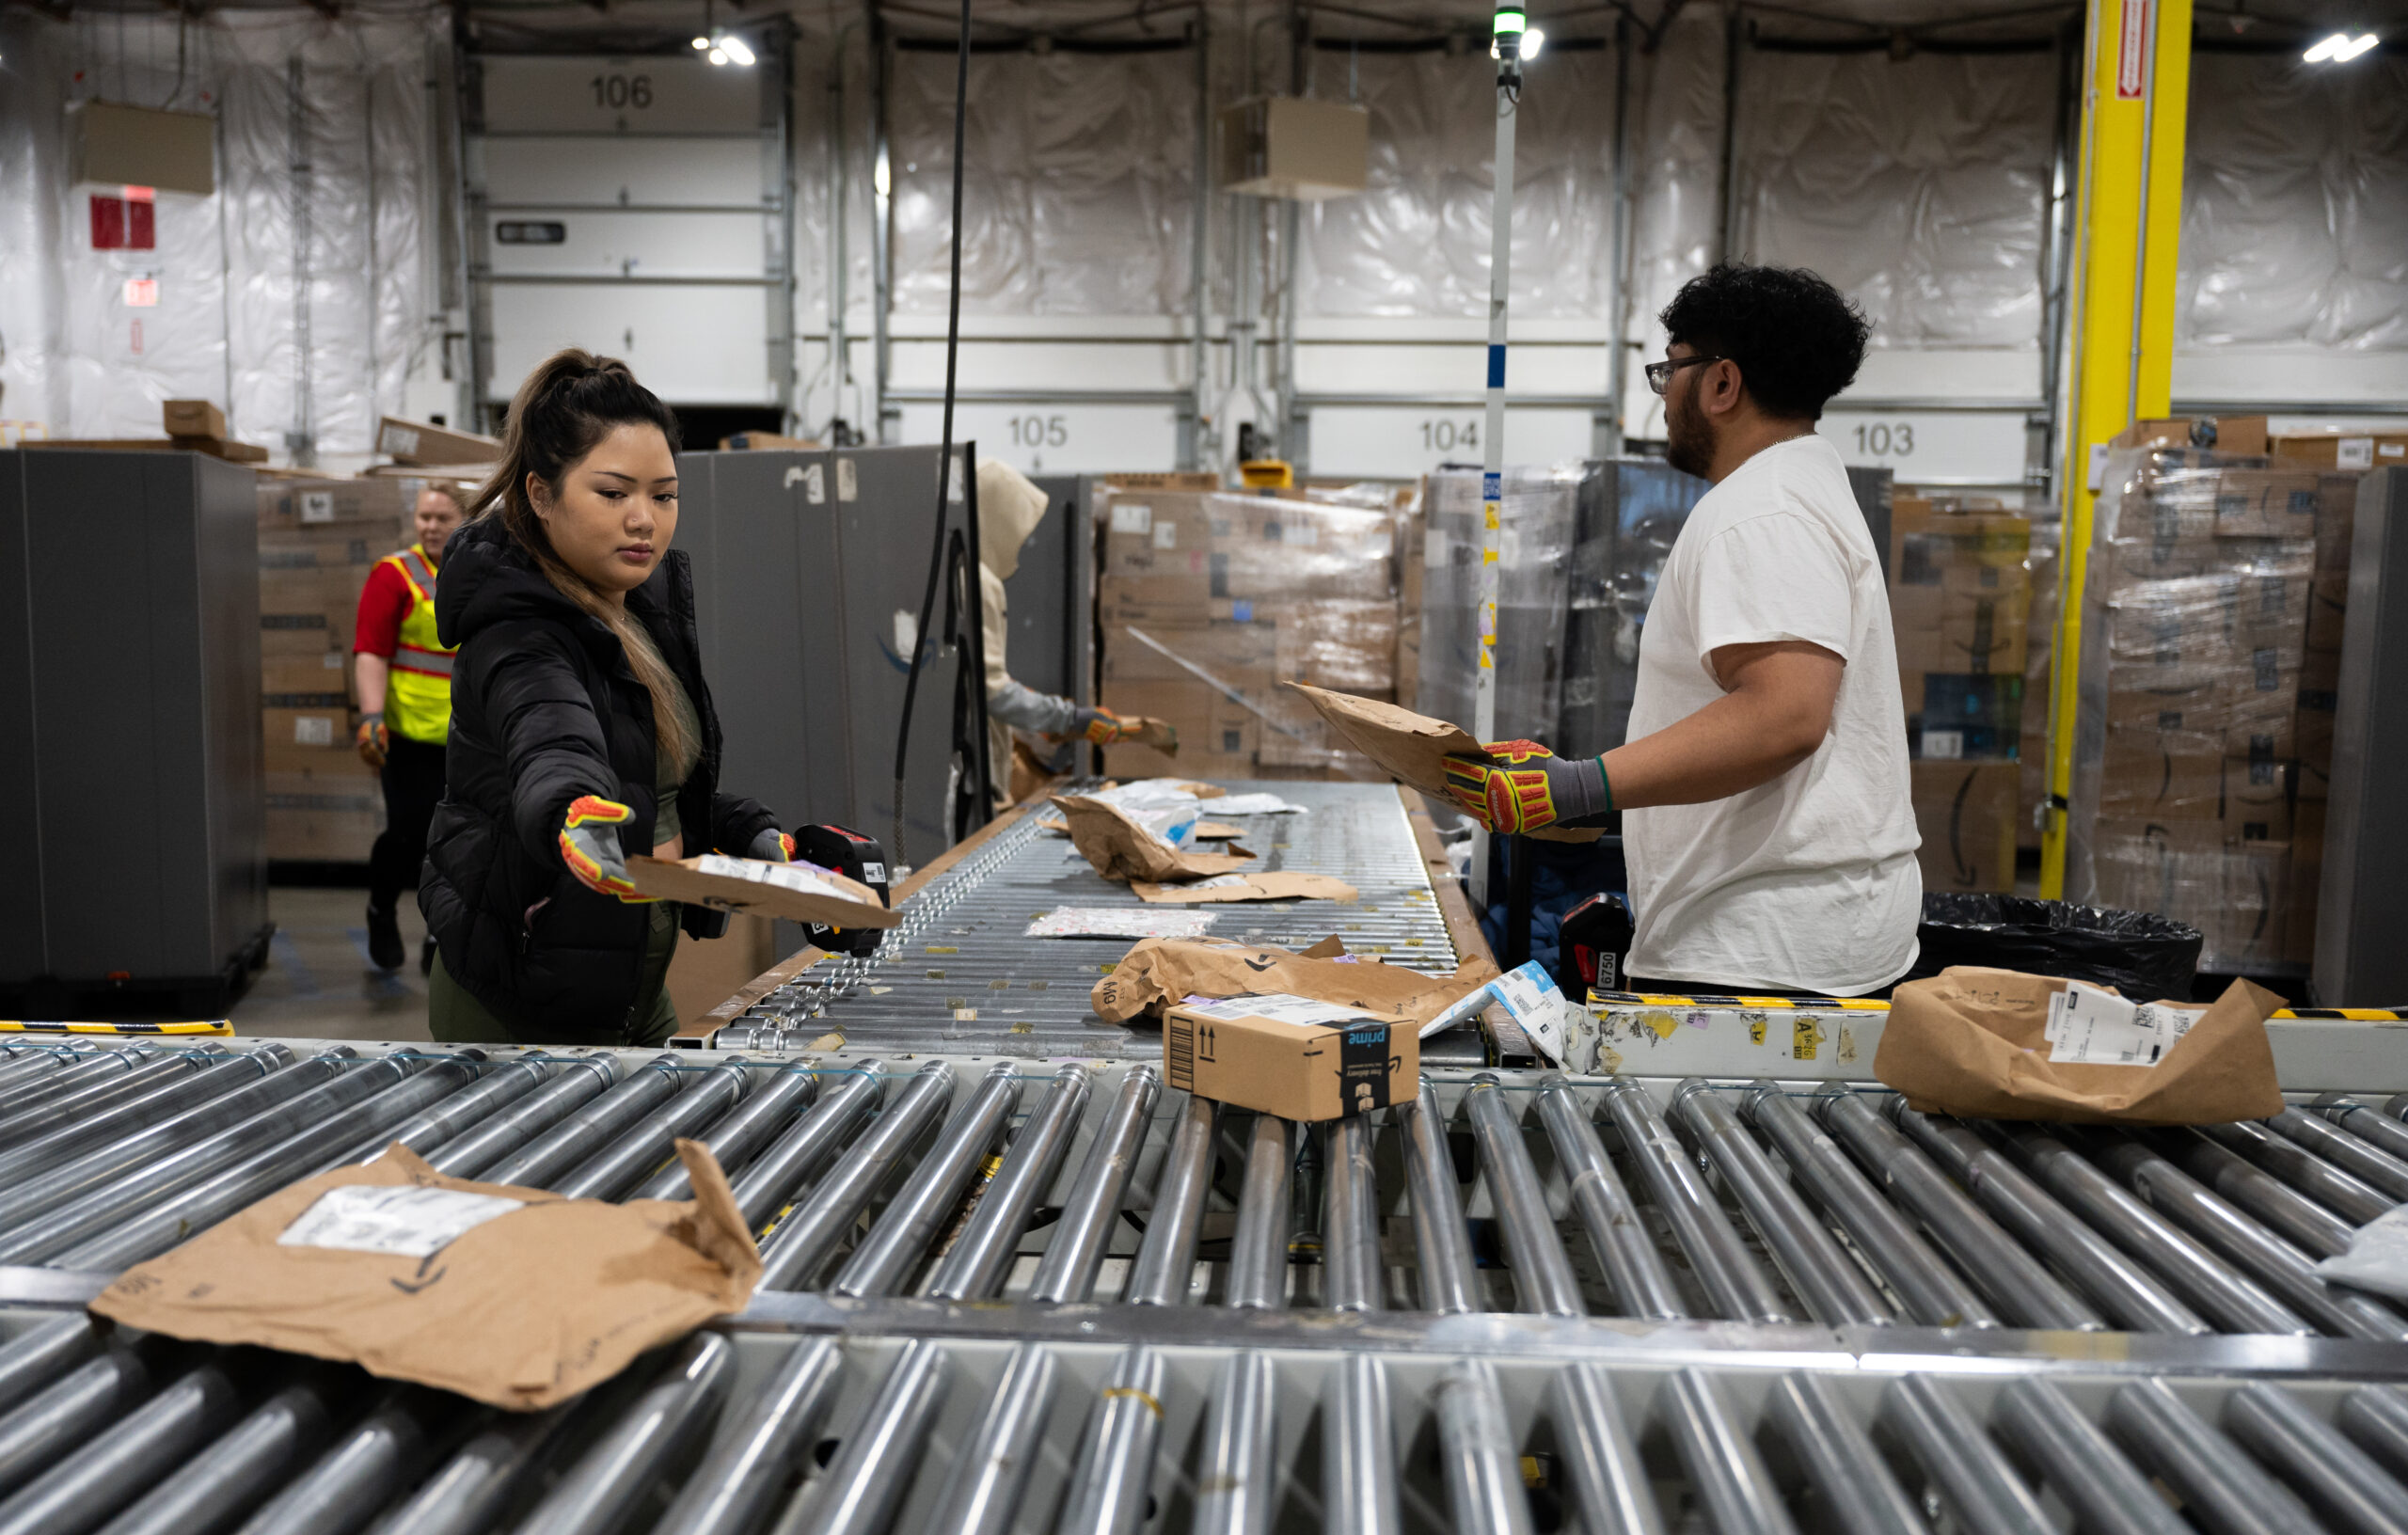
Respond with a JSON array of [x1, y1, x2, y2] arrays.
[[888, 0, 974, 875]]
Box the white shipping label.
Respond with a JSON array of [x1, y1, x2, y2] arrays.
[[300, 491, 335, 525], [693, 853, 844, 899], [1922, 729, 1965, 760], [1111, 503, 1154, 535], [836, 458, 859, 501], [859, 862, 888, 885], [2046, 981, 2195, 1066], [278, 1184, 525, 1258], [294, 716, 335, 746], [1181, 991, 1378, 1027], [2339, 438, 2376, 470], [1152, 521, 1178, 549]]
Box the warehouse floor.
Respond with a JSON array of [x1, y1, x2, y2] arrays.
[[232, 886, 435, 1041]]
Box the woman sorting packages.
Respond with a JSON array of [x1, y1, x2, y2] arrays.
[[420, 350, 795, 1046]]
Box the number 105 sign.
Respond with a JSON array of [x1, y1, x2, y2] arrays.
[[1815, 409, 2032, 487]]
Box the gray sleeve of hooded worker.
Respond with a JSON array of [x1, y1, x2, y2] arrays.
[[988, 676, 1085, 736]]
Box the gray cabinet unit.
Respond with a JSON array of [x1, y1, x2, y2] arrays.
[[2317, 465, 2408, 1005], [0, 449, 270, 1013]]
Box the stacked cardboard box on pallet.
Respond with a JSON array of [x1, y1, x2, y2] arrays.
[[1095, 490, 1398, 781], [1890, 500, 2030, 893], [256, 477, 418, 861], [2067, 445, 2353, 972]]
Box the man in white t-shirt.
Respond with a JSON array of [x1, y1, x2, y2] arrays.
[[1443, 263, 1921, 996]]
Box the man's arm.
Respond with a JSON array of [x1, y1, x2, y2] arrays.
[[1601, 640, 1843, 809]]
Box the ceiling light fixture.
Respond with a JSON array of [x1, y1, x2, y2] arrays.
[[2304, 29, 2379, 61]]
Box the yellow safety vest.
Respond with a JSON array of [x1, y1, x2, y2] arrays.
[[383, 544, 455, 743]]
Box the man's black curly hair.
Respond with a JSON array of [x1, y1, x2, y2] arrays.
[[1658, 263, 1871, 420]]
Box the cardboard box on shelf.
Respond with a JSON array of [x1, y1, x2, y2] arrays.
[[263, 768, 381, 862], [262, 649, 353, 705], [1164, 994, 1413, 1121], [375, 416, 501, 467], [1101, 471, 1224, 491], [2270, 430, 2408, 471], [1100, 679, 1258, 780], [2089, 816, 2226, 920], [2211, 468, 2321, 540], [2219, 569, 2312, 648], [2210, 839, 2292, 973], [2223, 688, 2296, 762], [1216, 96, 1370, 200], [2224, 646, 2302, 715], [1274, 601, 1398, 693], [1100, 622, 1278, 686], [1101, 493, 1394, 604], [1892, 571, 2031, 676], [1910, 760, 2019, 894], [259, 566, 372, 625], [162, 400, 227, 439]]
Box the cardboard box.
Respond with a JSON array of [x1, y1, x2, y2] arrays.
[[667, 914, 776, 1033], [263, 768, 382, 862], [2223, 688, 2296, 763], [70, 100, 215, 196], [2305, 574, 2349, 657], [2316, 473, 2360, 573], [260, 477, 417, 531], [1274, 601, 1398, 693], [2212, 468, 2321, 540], [2209, 839, 2291, 973], [1216, 96, 1370, 200], [2224, 647, 2302, 715], [263, 706, 357, 776], [1101, 493, 1394, 603], [2224, 756, 2293, 843], [2089, 816, 2226, 920], [1164, 995, 1415, 1120], [2098, 742, 2223, 821], [1911, 761, 2019, 894], [376, 417, 501, 467], [1892, 570, 2031, 675], [261, 524, 388, 572], [2271, 431, 2408, 471], [262, 649, 353, 706], [1101, 471, 1224, 491], [1100, 623, 1279, 687], [1101, 679, 1259, 780], [2115, 416, 2269, 456], [163, 400, 227, 439]]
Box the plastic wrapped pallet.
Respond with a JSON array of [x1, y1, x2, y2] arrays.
[[1096, 489, 1398, 781], [2067, 446, 2323, 973], [1416, 466, 1580, 751], [1557, 459, 1712, 759]]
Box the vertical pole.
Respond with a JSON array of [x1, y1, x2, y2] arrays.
[[1473, 8, 1523, 909], [1600, 17, 1631, 460], [1187, 18, 1212, 473], [867, 0, 895, 446], [828, 27, 850, 441], [2039, 0, 2193, 895]]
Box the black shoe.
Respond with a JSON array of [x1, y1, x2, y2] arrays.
[[366, 902, 404, 971], [420, 936, 436, 977]]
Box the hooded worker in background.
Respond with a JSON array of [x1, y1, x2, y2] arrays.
[[976, 459, 1155, 812]]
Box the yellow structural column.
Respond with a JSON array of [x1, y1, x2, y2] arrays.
[[2040, 0, 2194, 897]]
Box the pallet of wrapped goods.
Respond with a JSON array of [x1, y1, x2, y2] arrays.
[[2068, 445, 2319, 973], [262, 706, 380, 862]]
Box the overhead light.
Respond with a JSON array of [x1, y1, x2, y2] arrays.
[[1520, 26, 1545, 59], [706, 45, 727, 64], [719, 33, 754, 66], [691, 34, 708, 49], [2304, 30, 2378, 61], [873, 152, 891, 198]]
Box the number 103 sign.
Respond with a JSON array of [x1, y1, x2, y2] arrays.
[[1815, 409, 2032, 487]]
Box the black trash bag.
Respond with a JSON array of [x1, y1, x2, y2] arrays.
[[1903, 893, 2201, 1001]]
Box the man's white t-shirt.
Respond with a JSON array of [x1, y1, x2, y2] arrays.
[[1622, 434, 1922, 994]]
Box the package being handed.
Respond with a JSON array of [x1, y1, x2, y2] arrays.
[[1873, 966, 2283, 1125], [1094, 934, 1495, 1028], [91, 1141, 760, 1410]]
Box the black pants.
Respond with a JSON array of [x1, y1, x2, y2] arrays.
[[369, 736, 446, 911]]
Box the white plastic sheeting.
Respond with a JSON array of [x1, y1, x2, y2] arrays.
[[1737, 49, 2055, 351], [888, 46, 1198, 316], [1296, 47, 1617, 318], [0, 8, 437, 456], [2178, 50, 2408, 352]]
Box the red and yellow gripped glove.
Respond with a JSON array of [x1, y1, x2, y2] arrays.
[[559, 795, 657, 902], [1440, 739, 1612, 834], [747, 829, 797, 862]]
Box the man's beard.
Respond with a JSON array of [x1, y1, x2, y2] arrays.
[[1665, 392, 1714, 480]]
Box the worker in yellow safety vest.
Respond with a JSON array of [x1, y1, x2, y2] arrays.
[[355, 483, 467, 973]]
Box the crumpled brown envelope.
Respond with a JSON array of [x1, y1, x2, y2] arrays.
[[1130, 871, 1358, 904], [1094, 935, 1497, 1025], [1051, 794, 1255, 882], [1873, 966, 2284, 1125], [1282, 683, 1603, 844], [90, 1140, 760, 1411]]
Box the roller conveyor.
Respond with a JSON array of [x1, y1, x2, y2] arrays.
[[3, 778, 2408, 1527], [714, 781, 1464, 1060]]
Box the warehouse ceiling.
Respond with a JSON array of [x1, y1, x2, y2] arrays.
[[8, 0, 2402, 55]]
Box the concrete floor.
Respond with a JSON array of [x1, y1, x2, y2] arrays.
[[231, 885, 435, 1041]]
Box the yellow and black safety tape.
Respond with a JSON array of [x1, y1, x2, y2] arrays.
[[0, 1020, 236, 1035]]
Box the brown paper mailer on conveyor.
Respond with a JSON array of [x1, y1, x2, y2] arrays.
[[1191, 821, 1246, 841], [1131, 871, 1359, 904], [1281, 682, 1605, 844], [90, 1141, 761, 1411], [626, 853, 901, 929], [1093, 935, 1497, 1025], [1051, 794, 1256, 883], [1872, 966, 2284, 1126]]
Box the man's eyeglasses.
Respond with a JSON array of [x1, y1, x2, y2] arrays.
[[1645, 355, 1727, 396]]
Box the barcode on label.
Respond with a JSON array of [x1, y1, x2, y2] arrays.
[[1165, 1016, 1195, 1089]]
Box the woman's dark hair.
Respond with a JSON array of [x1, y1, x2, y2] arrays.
[[469, 349, 692, 770], [1658, 263, 1871, 420]]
